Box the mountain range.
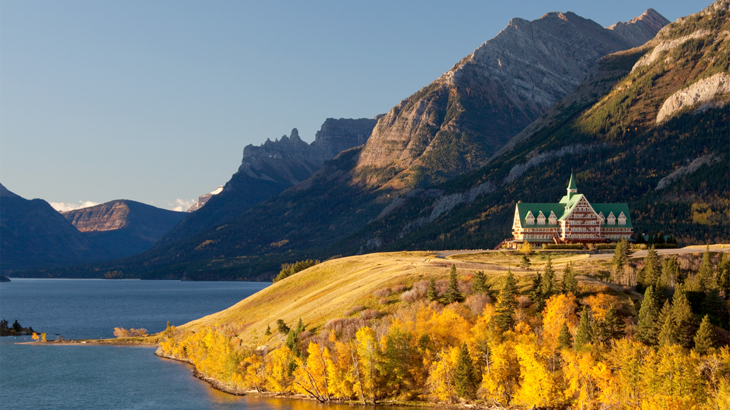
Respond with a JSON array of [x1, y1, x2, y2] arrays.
[[6, 2, 729, 280]]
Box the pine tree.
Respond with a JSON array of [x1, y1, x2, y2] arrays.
[[265, 325, 272, 336], [529, 272, 544, 311], [277, 319, 290, 335], [658, 257, 679, 294], [561, 262, 578, 295], [541, 256, 557, 300], [636, 286, 660, 345], [427, 278, 438, 302], [642, 246, 661, 288], [444, 265, 464, 304], [595, 304, 625, 343], [717, 253, 730, 298], [611, 238, 630, 284], [655, 300, 674, 346], [696, 246, 715, 292], [521, 255, 531, 270], [693, 315, 716, 355], [472, 270, 486, 294], [455, 343, 477, 399], [574, 307, 593, 351], [701, 288, 728, 328], [557, 322, 573, 350], [494, 270, 517, 333], [672, 286, 698, 349]]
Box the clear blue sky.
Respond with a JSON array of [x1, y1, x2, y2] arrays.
[[0, 0, 710, 211]]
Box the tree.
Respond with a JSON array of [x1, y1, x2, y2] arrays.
[[12, 320, 21, 332], [642, 246, 661, 288], [32, 332, 39, 342], [444, 265, 464, 304], [693, 315, 716, 355], [574, 307, 593, 351], [717, 253, 730, 298], [696, 246, 715, 292], [41, 333, 46, 342], [594, 304, 625, 343], [636, 286, 660, 345], [277, 319, 290, 335], [542, 293, 578, 351], [356, 327, 381, 404], [521, 255, 531, 270], [611, 238, 630, 283], [656, 300, 675, 346], [557, 322, 573, 350], [427, 278, 438, 302], [494, 270, 517, 333], [561, 262, 578, 295], [658, 257, 679, 293], [520, 241, 532, 255], [265, 325, 272, 336], [472, 271, 489, 296], [529, 272, 544, 311], [455, 343, 478, 399], [672, 286, 699, 349], [541, 256, 558, 300]]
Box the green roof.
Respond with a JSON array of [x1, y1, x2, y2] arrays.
[[567, 173, 577, 190], [516, 195, 633, 229], [592, 203, 633, 228], [516, 203, 566, 228]]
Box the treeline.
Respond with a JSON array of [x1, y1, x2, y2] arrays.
[[159, 253, 730, 408]]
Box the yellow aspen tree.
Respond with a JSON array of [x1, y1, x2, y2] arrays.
[[513, 334, 564, 408], [356, 326, 381, 404], [480, 337, 520, 406], [542, 293, 578, 351], [267, 346, 296, 393], [584, 293, 620, 321], [640, 344, 704, 407], [326, 339, 358, 399], [293, 342, 331, 402], [562, 349, 602, 409], [32, 332, 39, 342], [602, 339, 651, 408], [427, 346, 460, 403], [242, 353, 267, 392], [41, 333, 47, 342]]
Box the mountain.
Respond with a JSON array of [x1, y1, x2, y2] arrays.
[[1, 183, 92, 271], [39, 7, 669, 280], [62, 200, 187, 258], [352, 9, 667, 189], [358, 0, 729, 253], [187, 186, 223, 212], [155, 118, 377, 246]]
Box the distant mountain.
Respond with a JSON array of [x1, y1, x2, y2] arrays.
[[187, 186, 223, 212], [1, 183, 91, 271], [156, 118, 377, 246], [0, 184, 187, 273], [63, 200, 187, 258]]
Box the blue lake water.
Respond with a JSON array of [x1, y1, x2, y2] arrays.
[[0, 279, 410, 409]]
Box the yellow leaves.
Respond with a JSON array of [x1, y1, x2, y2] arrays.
[[584, 293, 620, 321], [427, 346, 460, 403], [480, 338, 520, 405], [32, 332, 39, 342], [326, 340, 359, 399], [542, 293, 578, 351], [293, 343, 331, 401], [513, 335, 564, 408], [267, 346, 295, 393]]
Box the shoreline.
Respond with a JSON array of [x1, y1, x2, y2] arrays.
[[17, 339, 158, 347]]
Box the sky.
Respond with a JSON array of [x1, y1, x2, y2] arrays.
[[0, 0, 710, 212]]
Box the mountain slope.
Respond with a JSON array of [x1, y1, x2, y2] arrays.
[[156, 118, 376, 246], [1, 184, 92, 271], [359, 0, 730, 252], [352, 10, 667, 189]]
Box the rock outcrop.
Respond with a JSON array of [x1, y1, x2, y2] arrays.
[[656, 72, 730, 123], [353, 9, 669, 189], [187, 186, 223, 212]]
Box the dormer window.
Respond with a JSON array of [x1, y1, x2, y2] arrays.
[[618, 212, 627, 225], [537, 211, 546, 225], [548, 211, 557, 225], [525, 211, 535, 225], [598, 212, 605, 224], [607, 212, 616, 225]]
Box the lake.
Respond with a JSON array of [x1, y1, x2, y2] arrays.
[[0, 279, 412, 409]]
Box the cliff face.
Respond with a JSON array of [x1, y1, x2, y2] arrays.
[[353, 10, 668, 188], [156, 118, 377, 245], [187, 186, 223, 212]]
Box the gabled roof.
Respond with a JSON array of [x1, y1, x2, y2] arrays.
[[593, 203, 633, 228], [516, 203, 565, 227]]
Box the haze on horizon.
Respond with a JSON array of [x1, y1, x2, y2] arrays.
[[0, 0, 710, 212]]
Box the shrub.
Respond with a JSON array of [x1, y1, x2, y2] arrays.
[[392, 284, 407, 293], [324, 317, 366, 341], [373, 288, 391, 298], [360, 309, 381, 320], [465, 294, 490, 314], [344, 305, 365, 317], [379, 297, 389, 305], [113, 327, 148, 338]]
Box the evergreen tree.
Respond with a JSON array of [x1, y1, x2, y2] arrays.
[[717, 253, 730, 298], [642, 246, 661, 288], [276, 319, 290, 335], [444, 265, 464, 304], [561, 262, 578, 295], [658, 257, 679, 294], [655, 300, 674, 345], [427, 278, 438, 302], [494, 270, 517, 333], [541, 256, 558, 299], [455, 343, 478, 399], [693, 315, 716, 355], [265, 325, 272, 336], [529, 272, 544, 311], [574, 307, 593, 351], [701, 288, 728, 327], [696, 246, 715, 292], [595, 304, 625, 343], [611, 239, 630, 284], [472, 271, 489, 296], [557, 321, 573, 350], [520, 255, 531, 270], [636, 286, 660, 345], [672, 286, 699, 349]]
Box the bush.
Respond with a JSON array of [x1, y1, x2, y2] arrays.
[[465, 294, 490, 314], [113, 327, 147, 338], [360, 309, 381, 320], [344, 305, 365, 316], [373, 288, 391, 298], [392, 284, 407, 293]]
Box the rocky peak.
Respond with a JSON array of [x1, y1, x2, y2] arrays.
[[0, 183, 19, 198], [607, 8, 671, 46]]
